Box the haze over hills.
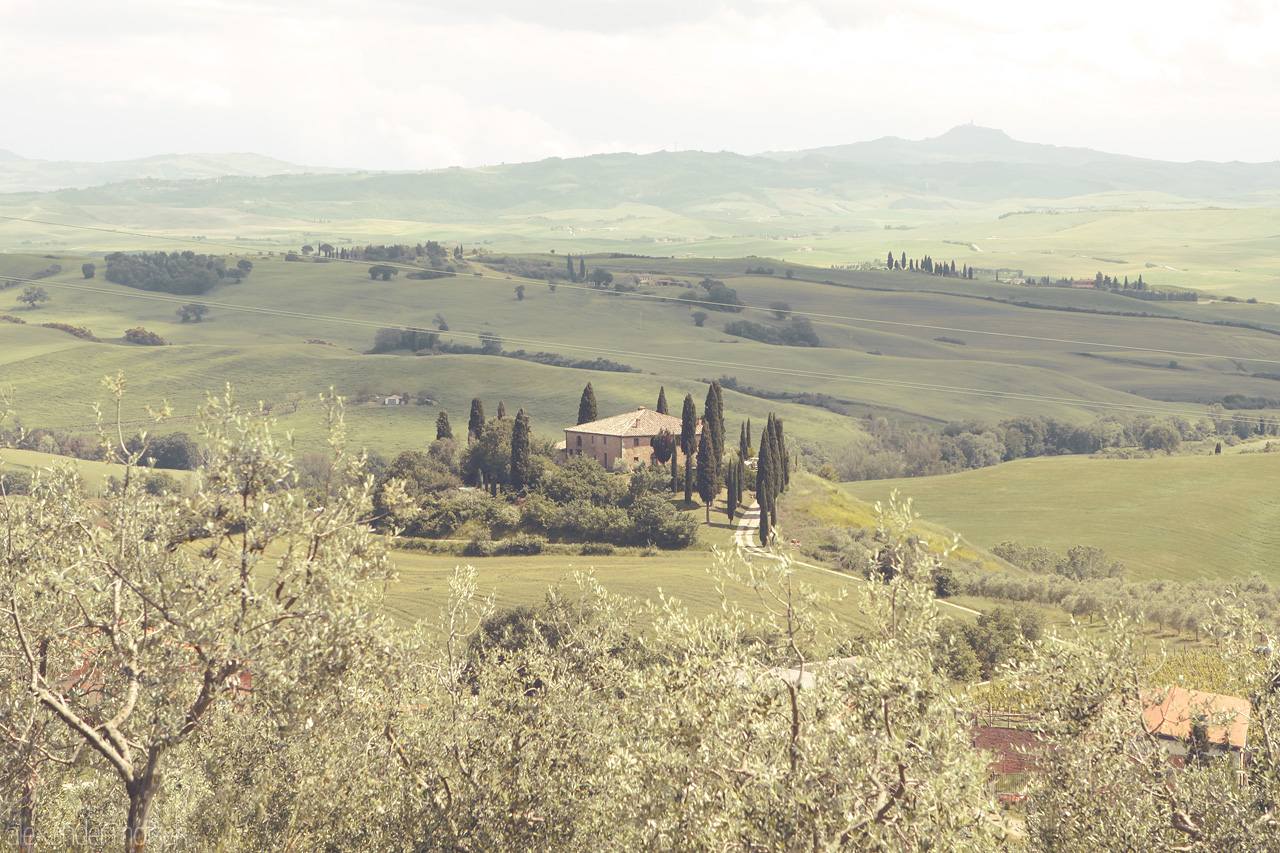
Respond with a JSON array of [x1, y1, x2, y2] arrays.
[[6, 125, 1280, 214], [0, 149, 353, 193], [3, 125, 1279, 299]]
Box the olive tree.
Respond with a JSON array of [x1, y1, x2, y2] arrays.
[[1014, 604, 1280, 852], [383, 498, 1011, 851], [0, 377, 394, 852]]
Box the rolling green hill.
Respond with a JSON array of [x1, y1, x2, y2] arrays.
[[2, 125, 1279, 299], [842, 451, 1280, 584], [4, 249, 1280, 459]]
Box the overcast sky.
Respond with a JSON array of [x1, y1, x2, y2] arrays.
[[2, 0, 1278, 169]]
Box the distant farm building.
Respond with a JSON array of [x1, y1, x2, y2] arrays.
[[556, 406, 700, 469], [1140, 686, 1251, 769]]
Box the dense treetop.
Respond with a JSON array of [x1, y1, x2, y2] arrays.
[[104, 250, 252, 295]]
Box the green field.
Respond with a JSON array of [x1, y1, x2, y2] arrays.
[[381, 545, 876, 636], [842, 452, 1280, 584], [0, 446, 133, 495], [5, 247, 1280, 462]]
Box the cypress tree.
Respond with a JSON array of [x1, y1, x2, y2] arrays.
[[725, 459, 737, 522], [579, 257, 586, 281], [736, 453, 747, 506], [467, 398, 485, 442], [656, 386, 669, 415], [704, 381, 725, 461], [497, 401, 507, 419], [739, 422, 749, 458], [695, 419, 717, 522], [510, 408, 532, 490], [886, 251, 893, 269], [756, 429, 774, 546], [770, 415, 789, 490], [680, 394, 697, 504], [746, 419, 752, 453], [577, 382, 598, 425], [651, 429, 676, 493], [436, 410, 453, 441]]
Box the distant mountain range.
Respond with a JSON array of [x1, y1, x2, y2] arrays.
[[0, 150, 352, 193], [762, 124, 1145, 166], [4, 127, 1279, 221]]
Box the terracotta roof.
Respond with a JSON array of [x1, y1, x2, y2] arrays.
[[567, 407, 700, 437], [972, 726, 1043, 775], [1140, 686, 1251, 751]]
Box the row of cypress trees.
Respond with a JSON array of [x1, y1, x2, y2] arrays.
[[434, 398, 534, 492], [754, 413, 789, 545]]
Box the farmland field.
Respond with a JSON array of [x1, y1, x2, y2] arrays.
[[4, 245, 1280, 461], [842, 451, 1280, 584]]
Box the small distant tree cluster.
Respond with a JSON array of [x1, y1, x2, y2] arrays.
[[886, 251, 970, 278], [723, 317, 820, 347], [368, 264, 398, 281], [175, 302, 209, 323], [26, 263, 61, 280], [679, 277, 745, 312], [104, 251, 252, 294], [369, 327, 439, 353], [125, 431, 201, 469]]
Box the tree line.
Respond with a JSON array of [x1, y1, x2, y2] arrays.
[[827, 408, 1273, 482], [886, 251, 973, 278], [959, 543, 1280, 639], [368, 326, 638, 372]]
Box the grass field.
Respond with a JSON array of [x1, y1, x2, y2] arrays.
[[842, 452, 1280, 584], [5, 247, 1280, 462], [380, 545, 877, 636], [0, 446, 130, 495]]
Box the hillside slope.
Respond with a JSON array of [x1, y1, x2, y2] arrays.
[[843, 452, 1280, 584]]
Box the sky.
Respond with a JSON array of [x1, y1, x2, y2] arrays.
[[2, 0, 1278, 170]]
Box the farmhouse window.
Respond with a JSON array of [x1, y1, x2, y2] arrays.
[[576, 435, 582, 447]]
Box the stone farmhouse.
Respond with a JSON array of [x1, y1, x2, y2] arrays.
[[556, 406, 700, 469]]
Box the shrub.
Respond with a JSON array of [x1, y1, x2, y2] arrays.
[[142, 471, 183, 496], [580, 542, 615, 556], [124, 327, 168, 346], [0, 471, 32, 496], [0, 314, 25, 324], [40, 322, 100, 341], [501, 533, 547, 555], [463, 539, 500, 558]]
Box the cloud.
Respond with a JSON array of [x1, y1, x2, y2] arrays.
[[0, 0, 1277, 166]]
